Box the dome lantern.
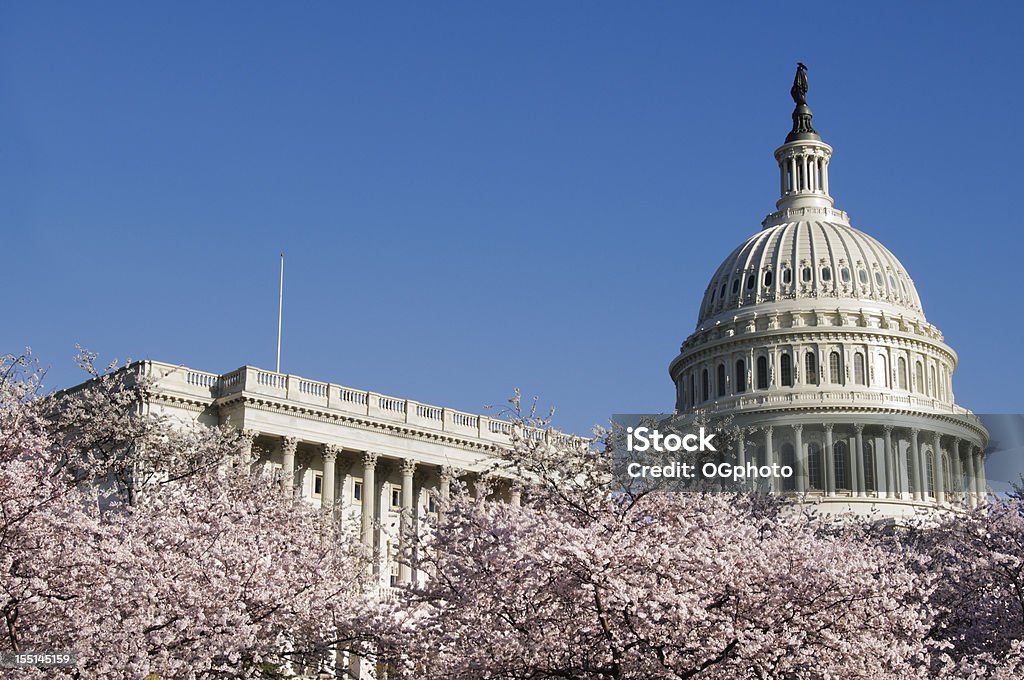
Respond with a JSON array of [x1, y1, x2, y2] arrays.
[[774, 63, 834, 212]]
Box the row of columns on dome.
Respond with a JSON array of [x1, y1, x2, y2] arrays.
[[237, 431, 521, 587], [731, 423, 987, 506]]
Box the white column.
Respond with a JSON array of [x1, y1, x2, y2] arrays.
[[882, 426, 894, 500], [822, 158, 829, 194], [793, 424, 805, 494], [281, 436, 297, 498], [736, 428, 748, 490], [932, 432, 945, 506], [909, 428, 922, 502], [509, 486, 522, 508], [399, 459, 416, 585], [824, 424, 835, 496], [854, 425, 865, 497], [950, 438, 964, 507], [240, 429, 258, 462], [972, 446, 985, 506], [360, 452, 378, 554], [764, 426, 776, 493], [322, 444, 339, 510]]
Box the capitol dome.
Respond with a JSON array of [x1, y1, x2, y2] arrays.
[[697, 220, 925, 328], [668, 65, 988, 517]]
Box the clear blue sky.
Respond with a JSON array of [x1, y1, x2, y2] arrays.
[[1, 2, 1021, 436]]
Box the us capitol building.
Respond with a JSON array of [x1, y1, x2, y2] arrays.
[[668, 64, 988, 516], [107, 67, 988, 597]]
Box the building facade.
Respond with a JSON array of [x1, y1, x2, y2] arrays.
[[668, 67, 988, 516], [138, 360, 549, 588]]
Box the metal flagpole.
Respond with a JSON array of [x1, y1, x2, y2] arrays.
[[276, 252, 284, 373]]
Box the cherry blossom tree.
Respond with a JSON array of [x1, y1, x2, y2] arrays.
[[0, 351, 374, 678], [376, 400, 934, 679]]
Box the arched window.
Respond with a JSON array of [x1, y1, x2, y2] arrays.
[[689, 372, 695, 407], [929, 365, 937, 397], [834, 441, 849, 490], [925, 450, 935, 498], [781, 443, 796, 492], [717, 364, 727, 397], [756, 356, 769, 390], [877, 354, 889, 388], [854, 353, 865, 385], [898, 357, 908, 390], [701, 369, 709, 402], [863, 441, 875, 493], [720, 283, 727, 299], [780, 353, 793, 387], [735, 360, 746, 393], [915, 361, 924, 394], [829, 351, 842, 384], [805, 352, 818, 385], [808, 442, 822, 490]]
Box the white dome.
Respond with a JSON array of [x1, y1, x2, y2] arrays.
[[697, 216, 924, 327]]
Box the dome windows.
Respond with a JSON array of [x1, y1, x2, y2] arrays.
[[756, 356, 769, 390], [717, 364, 727, 397], [735, 359, 746, 393], [782, 268, 792, 285], [874, 271, 884, 287], [805, 352, 819, 385], [763, 270, 774, 287], [898, 357, 908, 390], [889, 274, 897, 290], [854, 353, 865, 385], [746, 274, 756, 291], [780, 353, 793, 387], [720, 283, 727, 299], [829, 351, 842, 384], [840, 267, 851, 283], [821, 267, 832, 282], [732, 279, 740, 295], [801, 267, 812, 283], [858, 269, 868, 285], [701, 369, 709, 402]]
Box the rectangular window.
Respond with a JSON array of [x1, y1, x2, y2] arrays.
[[313, 473, 323, 496], [391, 485, 401, 509], [353, 480, 363, 503], [427, 495, 438, 514]]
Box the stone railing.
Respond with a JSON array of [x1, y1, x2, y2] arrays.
[[144, 362, 586, 448], [693, 387, 979, 421]]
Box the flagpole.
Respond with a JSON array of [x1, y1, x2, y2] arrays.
[[276, 252, 284, 373]]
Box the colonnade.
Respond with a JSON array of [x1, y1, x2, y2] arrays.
[[733, 423, 987, 507], [239, 430, 509, 587]]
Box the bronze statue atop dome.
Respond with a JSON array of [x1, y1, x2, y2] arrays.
[[786, 62, 819, 142], [791, 62, 808, 106]]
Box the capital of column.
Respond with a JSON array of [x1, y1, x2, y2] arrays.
[[853, 423, 864, 435], [763, 425, 774, 435], [883, 424, 894, 435], [909, 427, 920, 440], [823, 422, 834, 433], [241, 429, 259, 444], [400, 459, 417, 476], [440, 465, 457, 480], [792, 423, 803, 433], [362, 451, 379, 468], [282, 436, 298, 455], [322, 443, 341, 462]]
